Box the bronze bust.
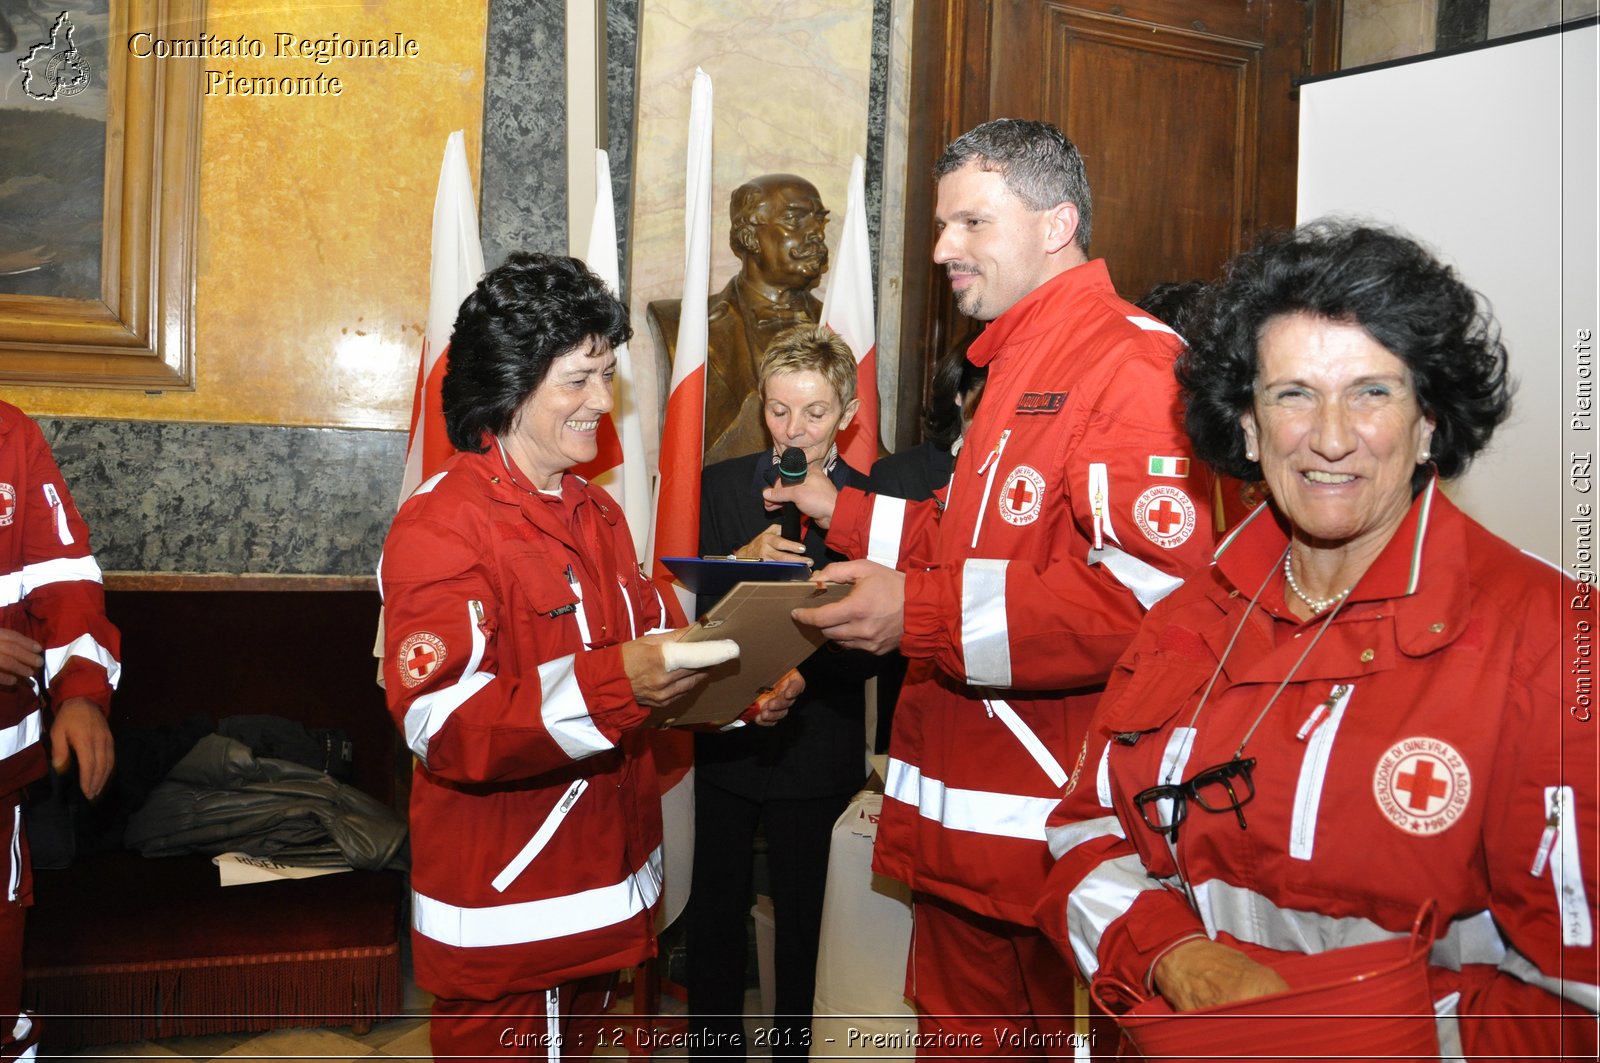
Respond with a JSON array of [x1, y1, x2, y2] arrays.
[[648, 174, 829, 466]]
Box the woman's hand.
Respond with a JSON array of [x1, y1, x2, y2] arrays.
[[734, 524, 811, 565], [620, 630, 711, 709], [763, 466, 839, 529], [1152, 938, 1292, 1011]]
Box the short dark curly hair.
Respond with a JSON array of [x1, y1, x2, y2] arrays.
[[442, 252, 631, 453], [934, 118, 1093, 254], [1177, 220, 1511, 492]]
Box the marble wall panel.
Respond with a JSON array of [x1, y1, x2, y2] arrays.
[[480, 0, 567, 265], [627, 0, 876, 464], [1342, 0, 1440, 66], [1489, 0, 1598, 37], [41, 418, 404, 576]]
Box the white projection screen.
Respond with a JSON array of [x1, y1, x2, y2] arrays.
[[1298, 21, 1598, 565]]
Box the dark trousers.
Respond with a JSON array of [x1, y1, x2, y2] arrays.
[[686, 777, 853, 1060]]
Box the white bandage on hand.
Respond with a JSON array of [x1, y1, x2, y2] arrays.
[[661, 639, 739, 671]]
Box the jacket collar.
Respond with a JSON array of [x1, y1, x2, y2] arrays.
[[1211, 478, 1472, 656], [468, 446, 620, 552], [966, 258, 1115, 367]]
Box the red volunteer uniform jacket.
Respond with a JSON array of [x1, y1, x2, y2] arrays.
[[0, 402, 120, 898], [380, 447, 680, 1001], [825, 261, 1219, 924], [1037, 484, 1599, 1058]]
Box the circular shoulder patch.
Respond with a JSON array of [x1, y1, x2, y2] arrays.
[[1372, 736, 1471, 836], [398, 631, 448, 688], [1133, 484, 1196, 548], [999, 465, 1047, 526], [0, 483, 14, 527]]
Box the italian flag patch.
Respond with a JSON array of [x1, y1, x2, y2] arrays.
[[1148, 456, 1190, 477]]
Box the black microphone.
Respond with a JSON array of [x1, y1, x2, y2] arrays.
[[778, 447, 808, 542]]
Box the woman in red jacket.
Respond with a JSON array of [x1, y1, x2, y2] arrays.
[[1037, 222, 1596, 1059], [380, 253, 797, 1062]]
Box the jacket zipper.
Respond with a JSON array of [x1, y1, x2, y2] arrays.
[[491, 777, 590, 892], [982, 697, 1068, 788], [1289, 683, 1353, 860], [970, 429, 1011, 549]]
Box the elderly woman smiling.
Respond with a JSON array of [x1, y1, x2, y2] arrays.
[[1037, 222, 1597, 1060]]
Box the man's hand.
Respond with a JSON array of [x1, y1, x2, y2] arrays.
[[0, 628, 42, 688], [621, 630, 711, 709], [750, 669, 804, 726], [791, 559, 905, 655], [50, 696, 113, 801], [734, 524, 811, 565], [1152, 938, 1292, 1012], [763, 466, 839, 529]]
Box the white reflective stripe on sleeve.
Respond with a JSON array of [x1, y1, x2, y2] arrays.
[[1095, 744, 1113, 808], [413, 847, 663, 948], [984, 698, 1067, 788], [42, 634, 121, 690], [1497, 941, 1600, 1013], [1125, 315, 1179, 336], [1065, 852, 1160, 978], [1289, 684, 1353, 861], [961, 558, 1012, 687], [0, 709, 42, 763], [1547, 785, 1593, 947], [8, 804, 20, 902], [1046, 813, 1126, 861], [883, 757, 1055, 841], [538, 655, 614, 760], [491, 778, 589, 893], [866, 495, 907, 568], [1087, 543, 1184, 612], [19, 555, 103, 599], [403, 602, 493, 762], [1190, 878, 1513, 973], [1433, 992, 1465, 1063]]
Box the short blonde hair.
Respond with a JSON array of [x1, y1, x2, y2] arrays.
[[759, 325, 857, 408]]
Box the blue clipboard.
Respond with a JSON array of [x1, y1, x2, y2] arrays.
[[661, 555, 812, 599]]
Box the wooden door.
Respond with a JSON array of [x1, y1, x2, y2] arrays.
[[893, 0, 1342, 445]]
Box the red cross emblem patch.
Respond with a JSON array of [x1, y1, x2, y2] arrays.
[[1132, 484, 1196, 548], [999, 465, 1046, 526], [398, 631, 448, 689], [0, 483, 14, 527], [1373, 736, 1471, 835]]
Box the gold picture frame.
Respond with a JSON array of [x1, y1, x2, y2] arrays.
[[0, 0, 203, 390]]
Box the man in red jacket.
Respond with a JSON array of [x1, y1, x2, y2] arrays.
[[0, 401, 118, 1061], [771, 119, 1218, 1056]]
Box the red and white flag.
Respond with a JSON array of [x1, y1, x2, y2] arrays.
[[401, 130, 485, 503], [646, 68, 714, 930], [649, 68, 713, 611], [571, 148, 651, 561], [378, 132, 485, 680], [822, 153, 880, 472]]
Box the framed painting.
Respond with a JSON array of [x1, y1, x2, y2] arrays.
[[0, 0, 203, 390]]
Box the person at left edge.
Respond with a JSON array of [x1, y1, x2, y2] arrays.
[[379, 253, 802, 1063], [688, 325, 877, 1058], [0, 401, 119, 1062]]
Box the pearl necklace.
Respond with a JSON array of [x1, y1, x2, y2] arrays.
[[1282, 552, 1350, 614]]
